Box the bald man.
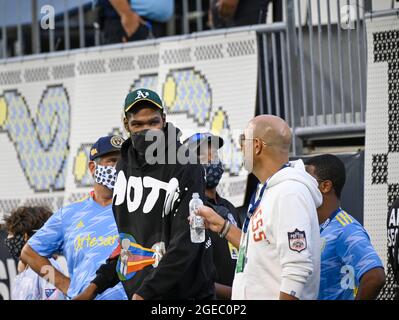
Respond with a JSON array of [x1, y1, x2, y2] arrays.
[[196, 115, 322, 300]]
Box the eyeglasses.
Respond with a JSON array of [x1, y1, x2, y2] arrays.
[[239, 134, 267, 149]]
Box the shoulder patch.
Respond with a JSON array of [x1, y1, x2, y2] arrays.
[[336, 214, 347, 226], [342, 211, 353, 223], [336, 212, 353, 226], [288, 229, 307, 253]]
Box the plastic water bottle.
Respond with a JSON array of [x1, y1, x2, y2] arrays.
[[189, 193, 205, 243]]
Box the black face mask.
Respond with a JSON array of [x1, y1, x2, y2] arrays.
[[131, 129, 150, 155], [204, 161, 224, 189], [5, 234, 26, 261], [131, 128, 164, 156]]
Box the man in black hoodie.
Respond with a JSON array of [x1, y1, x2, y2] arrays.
[[75, 88, 215, 300]]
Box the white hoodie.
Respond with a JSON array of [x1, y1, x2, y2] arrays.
[[232, 160, 322, 300]]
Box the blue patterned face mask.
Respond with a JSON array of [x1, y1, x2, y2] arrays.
[[94, 165, 117, 190], [204, 161, 224, 189]]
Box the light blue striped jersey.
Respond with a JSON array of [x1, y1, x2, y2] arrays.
[[318, 208, 383, 300], [28, 194, 127, 299]]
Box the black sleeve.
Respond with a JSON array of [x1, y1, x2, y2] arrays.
[[91, 255, 120, 295], [394, 233, 399, 284], [135, 164, 206, 299]]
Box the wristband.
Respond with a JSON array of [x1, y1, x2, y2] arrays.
[[219, 220, 231, 238]]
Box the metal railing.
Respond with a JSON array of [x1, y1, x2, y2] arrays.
[[254, 0, 372, 154], [1, 0, 94, 56], [0, 0, 387, 155], [182, 0, 204, 34], [0, 0, 208, 57]]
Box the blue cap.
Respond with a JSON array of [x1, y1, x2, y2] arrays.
[[90, 135, 125, 161], [183, 132, 224, 151]]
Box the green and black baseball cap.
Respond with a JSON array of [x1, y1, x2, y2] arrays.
[[124, 88, 164, 114]]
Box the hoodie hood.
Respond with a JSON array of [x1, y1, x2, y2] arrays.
[[267, 160, 322, 208]]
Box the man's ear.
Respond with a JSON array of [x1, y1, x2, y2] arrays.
[[319, 180, 333, 194], [162, 113, 166, 128], [24, 233, 28, 242], [88, 161, 96, 176], [123, 117, 129, 134], [254, 138, 262, 156]]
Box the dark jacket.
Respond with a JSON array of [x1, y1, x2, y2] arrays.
[[388, 197, 399, 299], [92, 123, 215, 300], [205, 194, 241, 287]]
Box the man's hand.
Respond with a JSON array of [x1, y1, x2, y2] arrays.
[[21, 244, 71, 295], [109, 0, 144, 41], [195, 206, 242, 249], [216, 0, 239, 20], [279, 292, 299, 300], [215, 283, 232, 300], [132, 293, 144, 300], [120, 10, 144, 40], [73, 283, 98, 300], [58, 276, 71, 296], [195, 206, 225, 234]]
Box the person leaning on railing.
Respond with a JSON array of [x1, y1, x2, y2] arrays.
[[94, 0, 174, 44]]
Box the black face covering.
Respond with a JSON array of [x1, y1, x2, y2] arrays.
[[204, 161, 224, 189], [131, 128, 165, 156], [5, 234, 26, 261], [131, 129, 149, 155]]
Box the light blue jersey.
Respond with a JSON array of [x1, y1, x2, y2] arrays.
[[318, 208, 384, 300], [130, 0, 174, 22], [28, 194, 127, 300], [93, 0, 174, 22]]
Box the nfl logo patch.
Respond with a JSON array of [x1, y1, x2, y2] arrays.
[[45, 288, 56, 298], [287, 229, 307, 253]]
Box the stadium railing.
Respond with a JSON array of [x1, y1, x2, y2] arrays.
[[2, 0, 397, 154]]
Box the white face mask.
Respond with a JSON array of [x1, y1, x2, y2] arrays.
[[94, 165, 117, 190]]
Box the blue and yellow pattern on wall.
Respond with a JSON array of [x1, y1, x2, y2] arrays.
[[163, 68, 211, 126], [161, 68, 242, 175], [0, 85, 70, 191], [130, 73, 158, 94]]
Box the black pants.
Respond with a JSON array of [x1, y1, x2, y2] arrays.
[[211, 0, 282, 28], [102, 17, 150, 45]]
